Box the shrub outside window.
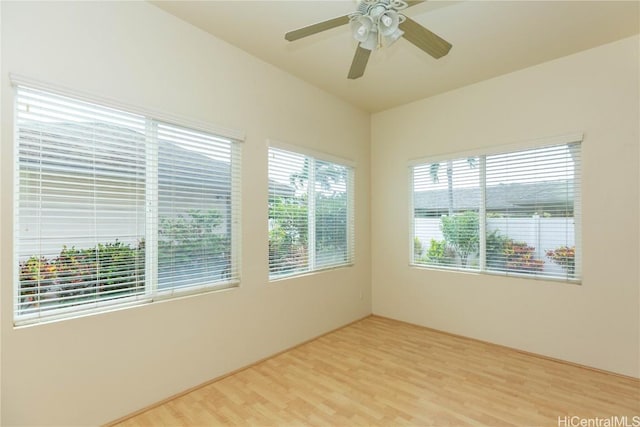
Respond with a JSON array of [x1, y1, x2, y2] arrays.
[[14, 82, 242, 325], [268, 145, 354, 279], [411, 137, 581, 281]]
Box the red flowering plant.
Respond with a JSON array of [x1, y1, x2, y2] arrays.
[[503, 241, 545, 273], [546, 245, 575, 276]]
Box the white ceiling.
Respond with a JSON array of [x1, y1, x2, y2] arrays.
[[152, 1, 639, 113]]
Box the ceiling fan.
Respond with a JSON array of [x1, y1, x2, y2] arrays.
[[285, 0, 452, 80]]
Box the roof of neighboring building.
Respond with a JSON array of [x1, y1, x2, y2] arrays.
[[414, 180, 576, 215]]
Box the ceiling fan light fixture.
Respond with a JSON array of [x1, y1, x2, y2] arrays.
[[350, 15, 375, 42], [369, 4, 388, 19], [285, 0, 453, 80], [378, 10, 400, 36], [349, 1, 408, 51], [360, 31, 379, 50], [383, 28, 404, 46]]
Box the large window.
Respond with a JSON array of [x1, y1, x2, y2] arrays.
[[411, 137, 581, 281], [268, 145, 354, 279], [14, 83, 241, 325]]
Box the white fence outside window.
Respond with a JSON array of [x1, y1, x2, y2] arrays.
[[414, 216, 575, 275]]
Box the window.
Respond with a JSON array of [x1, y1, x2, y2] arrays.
[[268, 145, 354, 279], [14, 83, 241, 325], [411, 137, 581, 281]]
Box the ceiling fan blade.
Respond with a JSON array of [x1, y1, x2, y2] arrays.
[[285, 15, 350, 41], [399, 17, 452, 59], [347, 45, 371, 80]]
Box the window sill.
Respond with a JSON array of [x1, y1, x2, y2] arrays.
[[409, 263, 582, 285]]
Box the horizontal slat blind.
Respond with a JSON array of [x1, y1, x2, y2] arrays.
[[15, 85, 241, 325], [268, 148, 310, 276], [268, 146, 354, 279], [485, 143, 580, 279], [16, 86, 147, 321], [156, 122, 240, 292], [412, 158, 480, 269], [411, 140, 581, 281], [314, 159, 353, 269]]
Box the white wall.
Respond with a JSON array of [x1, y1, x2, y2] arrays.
[[372, 35, 640, 378], [0, 2, 371, 425]]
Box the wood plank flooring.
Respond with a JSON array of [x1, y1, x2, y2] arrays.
[[112, 316, 640, 426]]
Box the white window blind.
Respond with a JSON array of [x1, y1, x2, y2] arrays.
[[15, 85, 241, 325], [484, 144, 580, 278], [156, 122, 241, 292], [268, 146, 354, 279], [412, 158, 480, 270], [411, 139, 581, 281]]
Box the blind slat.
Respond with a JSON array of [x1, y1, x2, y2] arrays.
[[412, 142, 581, 281], [268, 147, 354, 279], [15, 85, 241, 326]]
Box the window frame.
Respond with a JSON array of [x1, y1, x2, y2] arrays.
[[267, 140, 355, 281], [409, 133, 582, 283], [11, 75, 244, 326]]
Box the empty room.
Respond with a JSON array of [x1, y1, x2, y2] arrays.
[[0, 1, 638, 426]]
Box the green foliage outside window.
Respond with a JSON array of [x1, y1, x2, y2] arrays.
[[158, 209, 230, 281], [441, 211, 479, 267], [268, 196, 308, 275], [425, 239, 455, 265], [413, 237, 424, 261], [485, 229, 544, 273], [485, 229, 510, 270], [268, 155, 351, 276], [315, 192, 348, 265], [415, 212, 545, 272], [19, 240, 145, 311], [19, 209, 228, 312], [414, 237, 455, 265]]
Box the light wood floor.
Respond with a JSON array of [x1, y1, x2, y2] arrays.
[[112, 316, 640, 426]]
